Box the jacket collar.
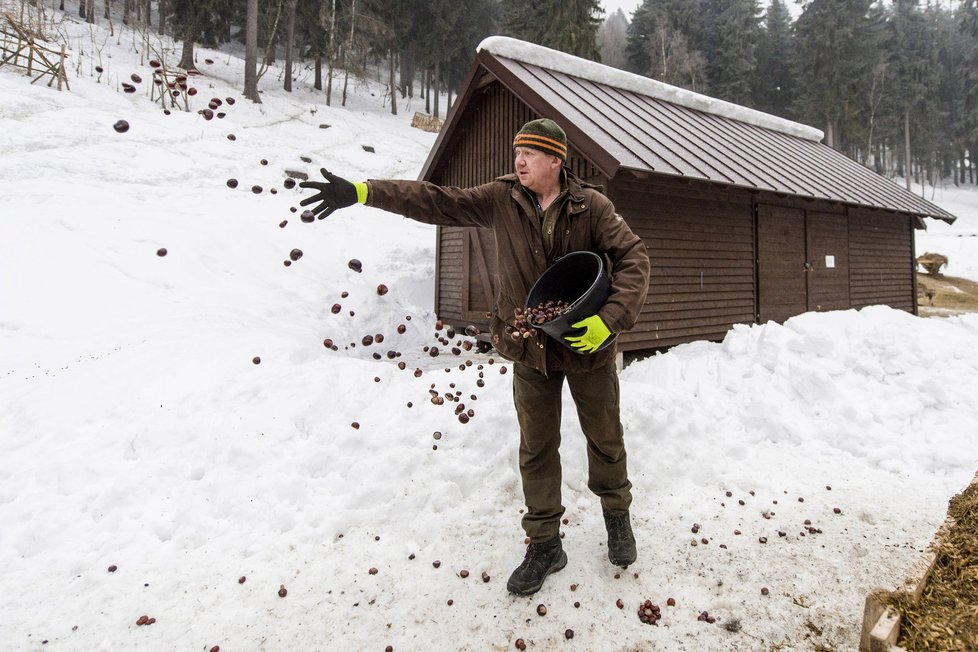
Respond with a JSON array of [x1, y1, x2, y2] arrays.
[[499, 168, 590, 213]]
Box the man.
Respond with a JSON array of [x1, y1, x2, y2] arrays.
[[300, 118, 650, 595]]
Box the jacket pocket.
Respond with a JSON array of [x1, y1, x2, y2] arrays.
[[489, 296, 527, 363]]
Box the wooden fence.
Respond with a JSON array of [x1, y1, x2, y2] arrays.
[[0, 13, 69, 90]]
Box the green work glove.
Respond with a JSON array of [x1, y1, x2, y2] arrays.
[[298, 169, 368, 219], [565, 315, 611, 353]]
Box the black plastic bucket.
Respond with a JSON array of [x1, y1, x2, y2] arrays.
[[524, 251, 616, 354]]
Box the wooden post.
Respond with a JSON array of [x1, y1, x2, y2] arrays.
[[27, 34, 34, 75]]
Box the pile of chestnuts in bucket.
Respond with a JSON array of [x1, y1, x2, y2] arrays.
[[511, 300, 571, 340]]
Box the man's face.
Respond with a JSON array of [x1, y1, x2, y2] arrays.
[[514, 147, 561, 194]]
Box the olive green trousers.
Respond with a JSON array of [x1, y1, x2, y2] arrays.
[[512, 361, 632, 542]]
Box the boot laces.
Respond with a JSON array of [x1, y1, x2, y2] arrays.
[[518, 540, 558, 574]]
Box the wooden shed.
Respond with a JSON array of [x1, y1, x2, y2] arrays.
[[419, 36, 957, 352]]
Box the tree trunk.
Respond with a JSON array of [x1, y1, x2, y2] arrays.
[[433, 61, 440, 118], [104, 0, 110, 20], [244, 0, 261, 103], [314, 54, 322, 90], [122, 0, 129, 24], [178, 37, 194, 70], [158, 0, 165, 34], [425, 68, 430, 114], [144, 0, 151, 28], [283, 0, 296, 92], [341, 0, 355, 107], [326, 0, 336, 105], [388, 50, 397, 116], [79, 1, 85, 18], [904, 111, 912, 191], [400, 42, 413, 99]]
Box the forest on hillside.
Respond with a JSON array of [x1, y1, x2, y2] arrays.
[[23, 0, 978, 187]]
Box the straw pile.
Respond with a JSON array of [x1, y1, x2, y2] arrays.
[[886, 476, 978, 650]]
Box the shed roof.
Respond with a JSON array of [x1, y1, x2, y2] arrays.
[[423, 36, 955, 224]]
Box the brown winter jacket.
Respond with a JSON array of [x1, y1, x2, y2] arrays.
[[365, 170, 650, 374]]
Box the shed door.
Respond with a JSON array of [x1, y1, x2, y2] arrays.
[[805, 211, 850, 312], [757, 205, 850, 323], [461, 229, 497, 322], [758, 205, 807, 323]]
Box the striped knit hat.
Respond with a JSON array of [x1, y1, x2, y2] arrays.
[[513, 118, 567, 161]]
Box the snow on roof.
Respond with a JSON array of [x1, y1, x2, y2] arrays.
[[477, 36, 824, 143]]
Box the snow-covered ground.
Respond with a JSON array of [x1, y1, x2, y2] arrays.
[[2, 9, 978, 652], [916, 183, 978, 281]]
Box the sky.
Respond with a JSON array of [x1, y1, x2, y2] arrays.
[[2, 5, 978, 651], [601, 0, 642, 19]]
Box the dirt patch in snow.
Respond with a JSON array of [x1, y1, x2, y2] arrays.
[[916, 273, 978, 316]]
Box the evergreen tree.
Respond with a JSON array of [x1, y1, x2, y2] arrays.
[[543, 0, 604, 60], [933, 3, 970, 183], [961, 0, 978, 170], [707, 0, 761, 105], [502, 0, 603, 60], [790, 0, 881, 152], [753, 0, 793, 117], [881, 0, 941, 185]]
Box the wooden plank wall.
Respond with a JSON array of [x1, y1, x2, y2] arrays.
[[611, 177, 756, 350], [848, 208, 915, 312]]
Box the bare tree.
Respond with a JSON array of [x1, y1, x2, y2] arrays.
[[244, 0, 260, 102], [646, 24, 707, 92], [326, 0, 336, 104], [598, 8, 628, 70]]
